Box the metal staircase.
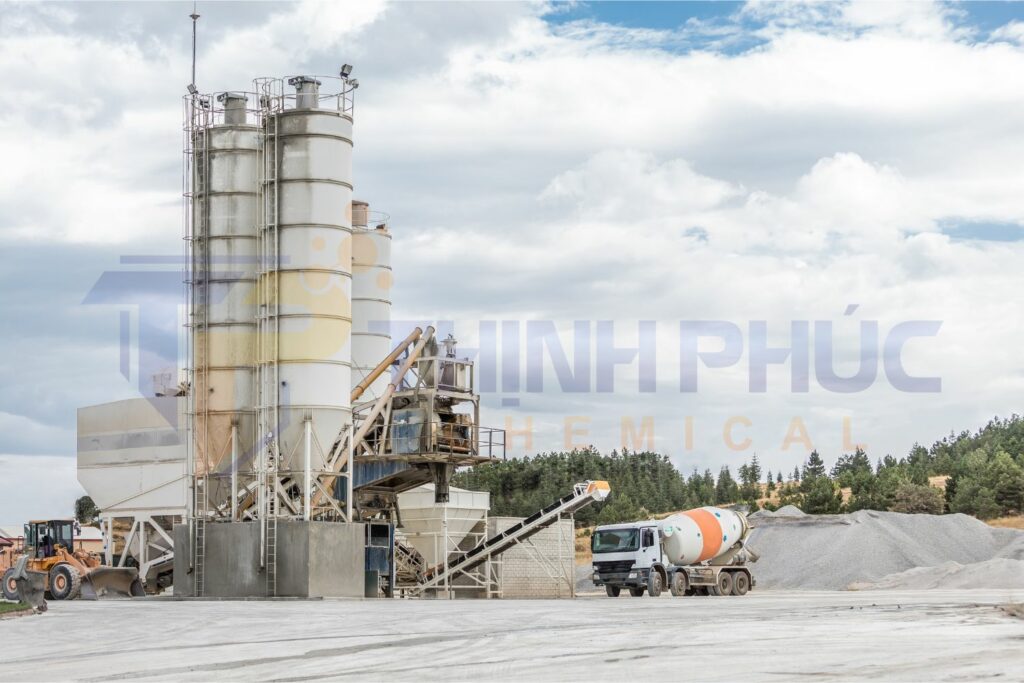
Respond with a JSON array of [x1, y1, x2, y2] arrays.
[[411, 481, 610, 594]]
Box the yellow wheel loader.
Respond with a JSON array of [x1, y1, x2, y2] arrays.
[[1, 520, 144, 606]]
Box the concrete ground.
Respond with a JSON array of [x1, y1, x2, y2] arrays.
[[1, 590, 1022, 681]]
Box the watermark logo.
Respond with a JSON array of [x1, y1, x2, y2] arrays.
[[87, 252, 942, 461]]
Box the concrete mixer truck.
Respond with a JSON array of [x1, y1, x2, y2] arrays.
[[590, 506, 758, 598]]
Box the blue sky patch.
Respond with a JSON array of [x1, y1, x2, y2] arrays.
[[545, 1, 743, 30], [542, 1, 1024, 50], [940, 220, 1024, 242]]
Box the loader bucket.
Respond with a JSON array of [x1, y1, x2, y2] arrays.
[[11, 556, 47, 613], [80, 566, 146, 600]]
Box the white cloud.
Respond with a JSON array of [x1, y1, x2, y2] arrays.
[[992, 20, 1024, 43], [839, 0, 965, 39], [0, 412, 75, 455], [541, 150, 743, 218], [0, 455, 84, 521], [1, 0, 1024, 500]]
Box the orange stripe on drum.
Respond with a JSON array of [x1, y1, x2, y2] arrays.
[[683, 508, 723, 562]]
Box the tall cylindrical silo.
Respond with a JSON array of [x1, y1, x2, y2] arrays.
[[263, 76, 353, 478], [351, 200, 392, 402], [192, 92, 259, 512]]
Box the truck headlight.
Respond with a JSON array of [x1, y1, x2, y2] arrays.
[[628, 572, 638, 578]]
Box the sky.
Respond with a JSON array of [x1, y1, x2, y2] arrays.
[[2, 0, 1024, 521]]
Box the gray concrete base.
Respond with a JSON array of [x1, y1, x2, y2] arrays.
[[172, 521, 365, 598]]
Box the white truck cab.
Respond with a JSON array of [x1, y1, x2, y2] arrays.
[[590, 521, 666, 597]]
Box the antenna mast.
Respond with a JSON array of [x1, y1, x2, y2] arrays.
[[190, 3, 200, 88]]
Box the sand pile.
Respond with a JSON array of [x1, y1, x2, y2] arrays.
[[749, 508, 1024, 590]]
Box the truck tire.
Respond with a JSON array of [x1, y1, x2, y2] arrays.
[[647, 570, 664, 598], [710, 570, 733, 597], [49, 564, 82, 600], [2, 568, 19, 601], [670, 572, 688, 597], [733, 571, 750, 596], [605, 585, 620, 598], [629, 587, 645, 597]]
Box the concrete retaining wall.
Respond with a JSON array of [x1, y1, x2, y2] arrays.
[[172, 521, 365, 597]]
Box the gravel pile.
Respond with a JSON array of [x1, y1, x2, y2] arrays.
[[748, 508, 1024, 590], [848, 558, 1024, 590], [751, 505, 808, 519]]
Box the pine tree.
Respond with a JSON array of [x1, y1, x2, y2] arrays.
[[738, 457, 762, 509], [749, 453, 762, 483], [802, 476, 842, 514], [804, 450, 827, 479], [715, 466, 739, 504]]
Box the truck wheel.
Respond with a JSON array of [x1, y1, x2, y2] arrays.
[[647, 571, 664, 598], [733, 572, 750, 596], [710, 571, 733, 597], [2, 569, 19, 601], [629, 587, 645, 597], [49, 564, 81, 600], [605, 585, 620, 598], [670, 572, 688, 597]]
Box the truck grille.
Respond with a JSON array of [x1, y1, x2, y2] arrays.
[[593, 560, 634, 573]]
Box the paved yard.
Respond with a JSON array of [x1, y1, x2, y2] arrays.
[[2, 590, 1022, 681]]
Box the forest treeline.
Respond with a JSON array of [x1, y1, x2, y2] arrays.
[[452, 415, 1024, 526]]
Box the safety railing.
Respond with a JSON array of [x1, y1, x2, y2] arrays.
[[252, 74, 356, 117], [359, 419, 505, 461], [398, 356, 475, 395]]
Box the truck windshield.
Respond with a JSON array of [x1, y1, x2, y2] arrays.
[[591, 528, 639, 553]]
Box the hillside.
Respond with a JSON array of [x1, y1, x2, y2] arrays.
[[454, 414, 1024, 525]]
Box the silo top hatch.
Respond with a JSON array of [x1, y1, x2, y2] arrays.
[[287, 76, 321, 109]]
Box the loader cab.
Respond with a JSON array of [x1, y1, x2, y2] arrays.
[[25, 520, 74, 559]]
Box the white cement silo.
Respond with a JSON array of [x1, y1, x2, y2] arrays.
[[261, 76, 353, 482], [191, 92, 259, 510], [350, 200, 392, 401]]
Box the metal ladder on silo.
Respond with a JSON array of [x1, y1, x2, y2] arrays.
[[255, 81, 282, 523], [411, 480, 610, 595], [265, 481, 278, 597], [193, 518, 206, 597], [256, 82, 281, 600], [266, 517, 277, 597], [190, 104, 211, 600]]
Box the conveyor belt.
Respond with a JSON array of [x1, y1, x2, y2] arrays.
[[413, 480, 610, 593]]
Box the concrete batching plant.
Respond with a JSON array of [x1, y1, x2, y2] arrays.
[[75, 69, 603, 600]]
